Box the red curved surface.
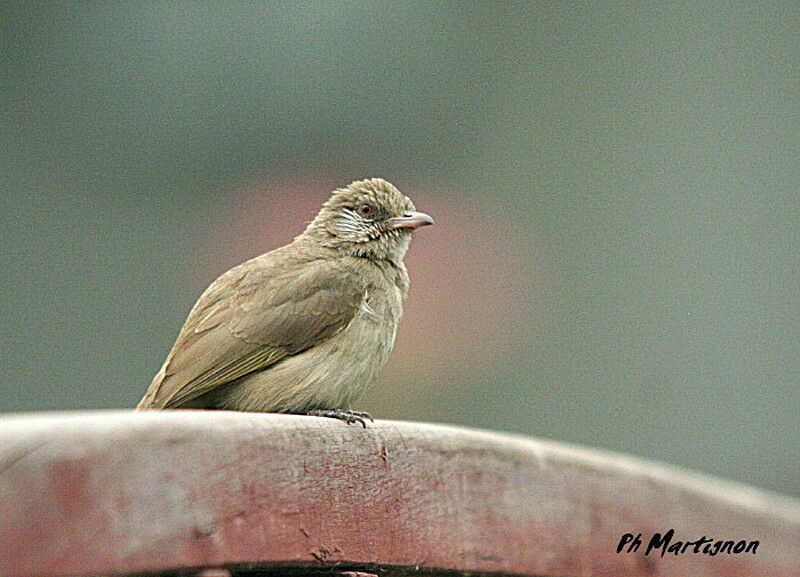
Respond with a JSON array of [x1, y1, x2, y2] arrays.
[[0, 411, 797, 576]]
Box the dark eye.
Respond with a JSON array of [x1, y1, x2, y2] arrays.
[[358, 203, 374, 217]]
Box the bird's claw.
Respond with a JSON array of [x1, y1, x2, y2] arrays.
[[305, 409, 374, 428]]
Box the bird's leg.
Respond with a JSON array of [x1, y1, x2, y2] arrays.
[[301, 408, 374, 428]]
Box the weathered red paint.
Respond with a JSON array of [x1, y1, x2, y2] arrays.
[[0, 411, 797, 576]]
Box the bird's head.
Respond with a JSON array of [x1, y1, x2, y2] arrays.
[[303, 178, 433, 263]]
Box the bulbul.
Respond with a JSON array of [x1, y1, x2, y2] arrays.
[[137, 178, 433, 426]]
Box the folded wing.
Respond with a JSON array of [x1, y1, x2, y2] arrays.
[[138, 254, 363, 409]]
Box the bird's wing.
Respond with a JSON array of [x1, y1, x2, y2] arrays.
[[139, 255, 364, 409]]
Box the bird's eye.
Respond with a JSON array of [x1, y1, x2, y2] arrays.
[[358, 203, 374, 217]]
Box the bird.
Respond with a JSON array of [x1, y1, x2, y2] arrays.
[[136, 178, 433, 426]]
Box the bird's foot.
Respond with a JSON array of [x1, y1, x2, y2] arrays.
[[303, 408, 374, 428]]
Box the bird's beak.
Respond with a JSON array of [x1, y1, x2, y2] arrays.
[[385, 211, 434, 231]]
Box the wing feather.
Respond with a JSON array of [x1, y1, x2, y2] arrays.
[[138, 252, 363, 409]]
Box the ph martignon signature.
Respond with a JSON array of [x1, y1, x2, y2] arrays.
[[617, 529, 759, 557]]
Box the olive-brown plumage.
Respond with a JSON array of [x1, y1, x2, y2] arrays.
[[137, 178, 432, 424]]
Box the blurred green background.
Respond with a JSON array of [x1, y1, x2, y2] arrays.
[[1, 2, 797, 497]]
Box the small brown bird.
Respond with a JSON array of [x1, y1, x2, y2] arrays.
[[137, 178, 433, 425]]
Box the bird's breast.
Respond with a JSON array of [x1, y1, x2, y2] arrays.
[[352, 280, 403, 354]]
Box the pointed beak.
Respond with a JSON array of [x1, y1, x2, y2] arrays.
[[385, 211, 434, 231]]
